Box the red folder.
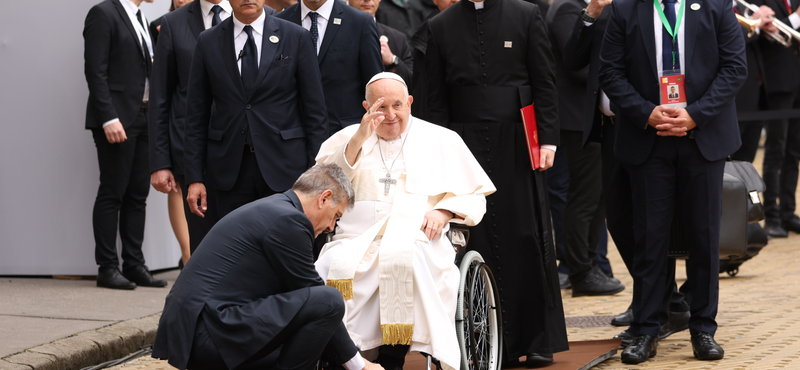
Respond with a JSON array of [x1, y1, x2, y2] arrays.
[[520, 104, 540, 170]]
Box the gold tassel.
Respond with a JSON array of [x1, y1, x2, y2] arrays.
[[381, 323, 414, 345], [327, 279, 354, 300]]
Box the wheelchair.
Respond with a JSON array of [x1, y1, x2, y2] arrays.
[[320, 223, 503, 370]]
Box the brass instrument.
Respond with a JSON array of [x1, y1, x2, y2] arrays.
[[736, 0, 800, 47], [736, 13, 761, 38]]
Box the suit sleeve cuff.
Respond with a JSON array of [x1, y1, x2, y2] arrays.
[[541, 144, 557, 152], [102, 118, 120, 128], [342, 352, 365, 370], [788, 13, 800, 30]]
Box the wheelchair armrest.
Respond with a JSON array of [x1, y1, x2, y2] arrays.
[[448, 223, 470, 261]]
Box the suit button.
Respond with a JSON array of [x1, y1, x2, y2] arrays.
[[242, 130, 246, 134], [480, 41, 484, 45], [483, 73, 487, 77], [246, 104, 251, 109], [481, 52, 485, 56], [479, 20, 483, 24]]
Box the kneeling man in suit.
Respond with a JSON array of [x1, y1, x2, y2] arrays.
[[153, 164, 384, 370]]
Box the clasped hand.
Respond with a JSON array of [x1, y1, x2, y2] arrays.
[[648, 106, 696, 137]]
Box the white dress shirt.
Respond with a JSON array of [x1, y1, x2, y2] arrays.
[[233, 11, 265, 73], [200, 0, 233, 30], [300, 0, 335, 53], [654, 0, 686, 72], [103, 0, 153, 127]]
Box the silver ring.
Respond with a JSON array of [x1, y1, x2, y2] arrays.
[[368, 110, 372, 114]]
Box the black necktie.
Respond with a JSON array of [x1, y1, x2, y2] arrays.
[[309, 12, 319, 53], [662, 0, 680, 70], [136, 10, 152, 77], [211, 5, 222, 27], [241, 25, 258, 145]]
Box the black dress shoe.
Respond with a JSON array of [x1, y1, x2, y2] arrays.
[[558, 272, 571, 289], [765, 222, 788, 238], [525, 353, 553, 366], [97, 268, 136, 290], [658, 310, 689, 339], [614, 328, 634, 348], [571, 267, 625, 297], [611, 306, 633, 327], [123, 265, 168, 287], [784, 216, 800, 233], [691, 332, 724, 360], [621, 335, 657, 364]]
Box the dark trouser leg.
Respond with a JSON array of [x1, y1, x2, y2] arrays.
[[216, 147, 277, 218], [562, 130, 603, 281], [762, 90, 799, 223], [177, 174, 219, 254], [779, 89, 800, 222], [92, 109, 149, 270], [547, 148, 570, 274], [601, 119, 635, 272], [730, 120, 764, 162]]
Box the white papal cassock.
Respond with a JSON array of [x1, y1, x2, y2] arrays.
[[314, 117, 495, 370]]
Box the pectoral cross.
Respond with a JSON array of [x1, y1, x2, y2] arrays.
[[378, 173, 397, 195]]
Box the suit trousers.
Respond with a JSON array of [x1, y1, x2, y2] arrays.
[[762, 86, 800, 224], [561, 130, 604, 281], [187, 285, 346, 370], [91, 108, 149, 270], [624, 135, 723, 338], [176, 174, 219, 254], [601, 118, 688, 313], [216, 147, 277, 218]]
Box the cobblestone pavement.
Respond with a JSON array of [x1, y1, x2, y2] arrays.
[[108, 229, 800, 370]]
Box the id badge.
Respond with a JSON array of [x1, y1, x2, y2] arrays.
[[659, 70, 687, 108]]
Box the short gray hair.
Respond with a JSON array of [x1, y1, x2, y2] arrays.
[[292, 163, 355, 210]]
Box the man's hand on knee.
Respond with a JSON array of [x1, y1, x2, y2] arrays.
[[421, 209, 453, 240]]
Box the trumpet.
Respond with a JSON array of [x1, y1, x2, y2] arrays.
[[736, 0, 800, 47], [736, 13, 761, 38]]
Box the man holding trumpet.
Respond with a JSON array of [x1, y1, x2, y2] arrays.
[[753, 0, 800, 238]]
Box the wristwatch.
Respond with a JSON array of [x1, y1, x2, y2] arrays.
[[581, 8, 597, 23], [387, 55, 399, 69]]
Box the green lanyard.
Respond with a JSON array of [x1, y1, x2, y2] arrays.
[[653, 0, 685, 70]]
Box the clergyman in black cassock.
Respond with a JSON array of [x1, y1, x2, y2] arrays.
[[425, 0, 569, 362]]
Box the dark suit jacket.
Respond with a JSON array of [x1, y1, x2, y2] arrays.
[[599, 0, 746, 165], [150, 4, 278, 175], [150, 15, 162, 45], [753, 0, 800, 93], [152, 191, 358, 370], [735, 2, 766, 111], [377, 22, 414, 85], [375, 0, 424, 38], [277, 1, 384, 134], [83, 0, 150, 130], [183, 13, 327, 192], [546, 0, 590, 135], [563, 5, 613, 145]]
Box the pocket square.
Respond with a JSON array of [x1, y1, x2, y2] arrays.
[[278, 54, 291, 60]]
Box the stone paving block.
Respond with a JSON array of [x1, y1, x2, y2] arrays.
[[3, 352, 57, 370], [97, 324, 146, 355], [28, 336, 102, 370], [0, 360, 32, 370]]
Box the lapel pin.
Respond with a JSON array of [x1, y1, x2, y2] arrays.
[[269, 35, 279, 43], [333, 18, 342, 25], [691, 3, 700, 10], [380, 35, 389, 42], [504, 41, 513, 48]]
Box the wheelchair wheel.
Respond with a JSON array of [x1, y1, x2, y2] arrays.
[[456, 251, 503, 370]]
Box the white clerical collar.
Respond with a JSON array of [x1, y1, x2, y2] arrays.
[[469, 0, 485, 9], [301, 0, 334, 22], [201, 0, 233, 18], [232, 9, 266, 36]]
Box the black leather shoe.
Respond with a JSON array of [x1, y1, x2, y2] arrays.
[[783, 216, 800, 233], [659, 310, 689, 339], [765, 222, 788, 238], [97, 268, 136, 290], [611, 306, 633, 326], [123, 265, 167, 287], [614, 328, 634, 348], [559, 272, 571, 289], [571, 268, 625, 297], [691, 332, 724, 360], [621, 335, 657, 364], [525, 353, 553, 366]]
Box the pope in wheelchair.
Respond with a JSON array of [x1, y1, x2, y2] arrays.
[[314, 73, 496, 370]]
